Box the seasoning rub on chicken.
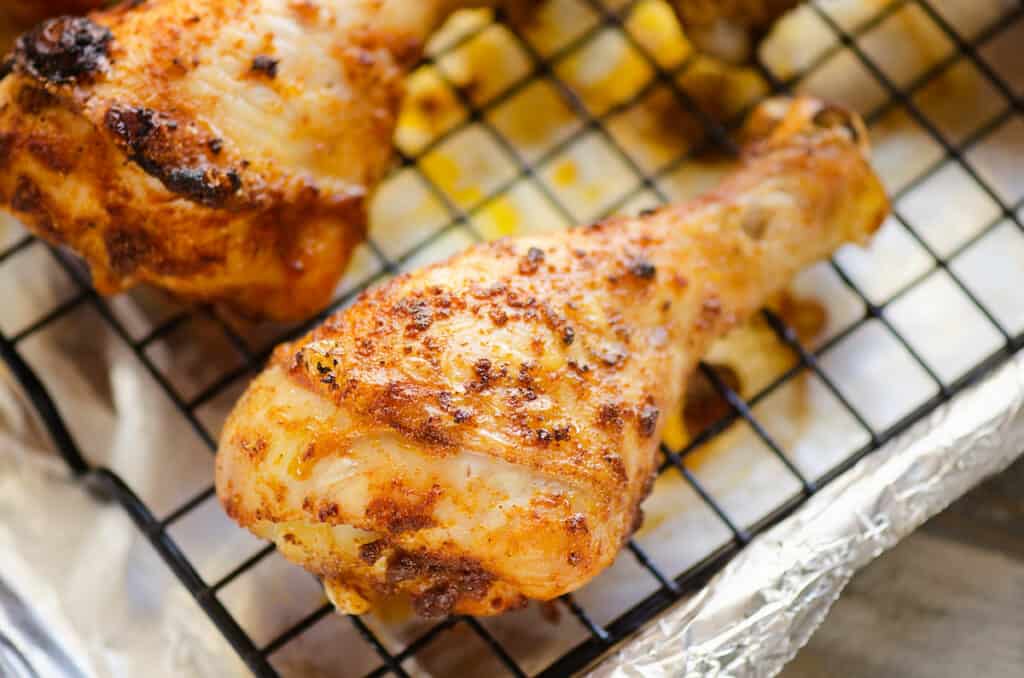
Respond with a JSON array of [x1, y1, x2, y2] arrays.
[[0, 0, 504, 320], [216, 97, 889, 618]]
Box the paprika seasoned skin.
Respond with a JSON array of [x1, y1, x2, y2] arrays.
[[216, 97, 889, 617], [0, 0, 508, 320]]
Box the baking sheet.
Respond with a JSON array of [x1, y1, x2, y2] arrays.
[[1, 0, 1023, 675]]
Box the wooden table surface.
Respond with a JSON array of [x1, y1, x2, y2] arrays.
[[781, 456, 1024, 677]]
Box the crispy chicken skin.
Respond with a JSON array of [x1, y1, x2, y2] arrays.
[[0, 0, 498, 320], [216, 97, 889, 617], [672, 0, 800, 64]]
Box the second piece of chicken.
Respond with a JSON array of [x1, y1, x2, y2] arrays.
[[0, 0, 503, 320], [216, 97, 889, 617]]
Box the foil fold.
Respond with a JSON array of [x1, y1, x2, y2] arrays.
[[591, 355, 1024, 678]]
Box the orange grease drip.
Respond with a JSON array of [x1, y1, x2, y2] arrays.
[[675, 291, 827, 470]]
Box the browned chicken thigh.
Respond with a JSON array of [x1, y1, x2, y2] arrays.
[[216, 97, 889, 618], [0, 0, 502, 320]]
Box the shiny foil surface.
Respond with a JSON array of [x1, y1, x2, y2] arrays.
[[591, 356, 1024, 678]]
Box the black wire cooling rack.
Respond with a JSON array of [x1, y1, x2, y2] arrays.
[[2, 0, 1023, 675]]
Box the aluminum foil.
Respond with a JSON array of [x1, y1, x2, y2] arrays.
[[591, 355, 1024, 678]]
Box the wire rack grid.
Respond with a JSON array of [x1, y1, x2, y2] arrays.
[[1, 0, 1023, 675]]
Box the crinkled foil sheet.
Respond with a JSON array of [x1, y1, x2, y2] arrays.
[[591, 355, 1024, 678]]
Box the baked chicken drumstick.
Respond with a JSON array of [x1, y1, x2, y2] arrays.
[[216, 97, 889, 617], [0, 0, 500, 320]]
